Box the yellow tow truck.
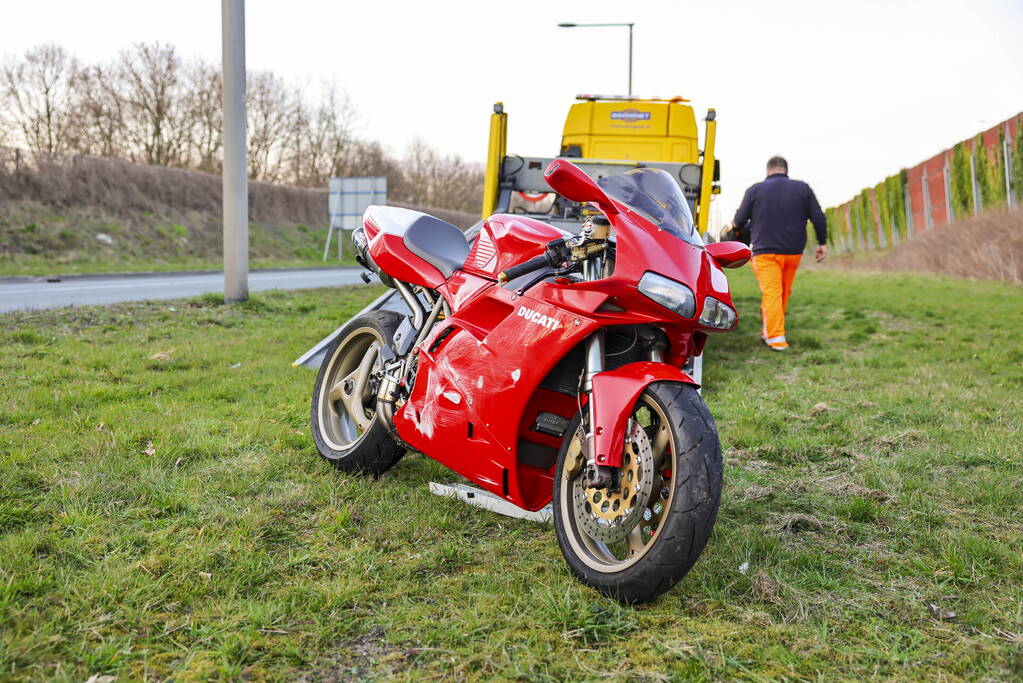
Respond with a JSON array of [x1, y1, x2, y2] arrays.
[[481, 94, 720, 236]]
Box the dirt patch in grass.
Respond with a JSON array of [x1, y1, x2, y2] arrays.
[[776, 513, 825, 534], [299, 628, 418, 682]]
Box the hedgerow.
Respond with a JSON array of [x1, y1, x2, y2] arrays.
[[1013, 115, 1023, 204]]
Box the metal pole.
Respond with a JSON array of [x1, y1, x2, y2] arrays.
[[889, 189, 899, 246], [322, 223, 333, 260], [557, 23, 635, 97], [871, 191, 885, 249], [943, 153, 953, 225], [222, 0, 248, 302], [922, 169, 932, 230], [1004, 126, 1014, 210], [969, 147, 980, 216], [908, 183, 916, 239], [627, 24, 634, 97]]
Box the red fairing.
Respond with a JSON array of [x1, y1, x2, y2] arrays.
[[393, 283, 598, 509], [462, 215, 568, 280], [438, 271, 493, 311], [589, 362, 699, 468], [364, 215, 446, 289], [369, 160, 743, 510]]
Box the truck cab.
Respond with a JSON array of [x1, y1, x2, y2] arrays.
[[482, 95, 720, 236]]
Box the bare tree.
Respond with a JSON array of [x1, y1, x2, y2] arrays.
[[396, 138, 483, 213], [399, 137, 439, 206], [116, 43, 192, 166], [0, 44, 78, 155], [340, 139, 400, 179], [290, 83, 358, 186], [183, 60, 222, 173], [70, 64, 127, 158], [1, 42, 484, 212], [246, 70, 293, 182]]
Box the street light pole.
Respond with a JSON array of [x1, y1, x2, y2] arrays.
[[557, 22, 635, 98], [222, 0, 248, 302], [627, 23, 633, 97]]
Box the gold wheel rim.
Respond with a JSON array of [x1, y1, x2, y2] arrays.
[[317, 326, 382, 451], [559, 394, 676, 573]]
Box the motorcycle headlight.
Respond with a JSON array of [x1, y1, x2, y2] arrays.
[[638, 272, 695, 318], [699, 296, 737, 330]]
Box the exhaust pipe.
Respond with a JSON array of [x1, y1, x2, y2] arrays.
[[376, 373, 399, 431], [352, 227, 395, 288]]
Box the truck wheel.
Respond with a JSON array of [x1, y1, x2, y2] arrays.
[[553, 382, 722, 603], [311, 311, 405, 476]]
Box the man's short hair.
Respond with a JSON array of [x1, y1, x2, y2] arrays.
[[767, 156, 788, 173]]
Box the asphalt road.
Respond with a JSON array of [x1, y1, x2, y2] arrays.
[[0, 268, 370, 313]]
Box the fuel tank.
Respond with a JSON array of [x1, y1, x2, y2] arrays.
[[461, 214, 568, 280]]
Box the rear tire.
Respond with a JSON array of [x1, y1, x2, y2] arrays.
[[311, 311, 405, 476], [553, 382, 722, 603]]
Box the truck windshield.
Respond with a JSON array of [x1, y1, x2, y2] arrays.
[[598, 168, 702, 247]]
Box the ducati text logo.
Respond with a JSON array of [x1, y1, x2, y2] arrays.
[[610, 109, 651, 122], [517, 306, 560, 330]]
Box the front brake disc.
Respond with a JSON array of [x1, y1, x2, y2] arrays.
[[571, 419, 655, 544]]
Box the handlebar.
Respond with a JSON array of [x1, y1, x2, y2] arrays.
[[499, 254, 550, 282], [497, 234, 610, 283]]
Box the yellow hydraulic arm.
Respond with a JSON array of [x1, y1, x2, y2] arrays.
[[696, 109, 717, 235], [482, 102, 508, 219]]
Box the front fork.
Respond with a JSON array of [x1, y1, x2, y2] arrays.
[[580, 253, 612, 488], [582, 331, 606, 487], [578, 238, 671, 488]]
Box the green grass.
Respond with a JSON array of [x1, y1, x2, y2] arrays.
[[1, 269, 1022, 680]]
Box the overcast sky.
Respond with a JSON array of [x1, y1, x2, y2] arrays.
[[3, 0, 1022, 227]]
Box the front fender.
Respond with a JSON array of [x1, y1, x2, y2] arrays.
[[590, 361, 699, 468]]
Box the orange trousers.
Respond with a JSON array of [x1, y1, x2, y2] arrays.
[[751, 253, 802, 348]]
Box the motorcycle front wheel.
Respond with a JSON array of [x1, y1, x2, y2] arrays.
[[553, 381, 722, 603]]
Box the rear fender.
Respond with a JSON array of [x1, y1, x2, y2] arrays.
[[590, 362, 699, 468]]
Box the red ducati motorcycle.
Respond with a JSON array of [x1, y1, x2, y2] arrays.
[[311, 159, 750, 602]]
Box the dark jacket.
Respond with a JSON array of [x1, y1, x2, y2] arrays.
[[732, 174, 827, 255]]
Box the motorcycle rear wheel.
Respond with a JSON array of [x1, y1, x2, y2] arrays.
[[311, 311, 405, 476], [553, 382, 722, 603]]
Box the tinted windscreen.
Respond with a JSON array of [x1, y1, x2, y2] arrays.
[[598, 168, 702, 247]]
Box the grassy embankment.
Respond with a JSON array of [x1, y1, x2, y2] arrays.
[[826, 205, 1023, 284], [1, 269, 1021, 679], [0, 152, 476, 277], [0, 200, 351, 276]]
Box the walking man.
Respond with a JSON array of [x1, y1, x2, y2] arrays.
[[731, 156, 827, 351]]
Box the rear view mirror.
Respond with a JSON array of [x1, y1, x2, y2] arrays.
[[706, 241, 751, 269], [678, 163, 702, 187], [544, 160, 618, 215]]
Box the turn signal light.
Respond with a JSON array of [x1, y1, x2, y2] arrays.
[[698, 297, 736, 330]]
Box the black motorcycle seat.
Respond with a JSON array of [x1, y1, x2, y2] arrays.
[[365, 206, 469, 279]]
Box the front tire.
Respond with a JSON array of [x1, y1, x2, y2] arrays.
[[311, 311, 405, 476], [553, 382, 722, 603]]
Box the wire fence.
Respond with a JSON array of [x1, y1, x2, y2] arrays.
[[823, 112, 1023, 253]]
